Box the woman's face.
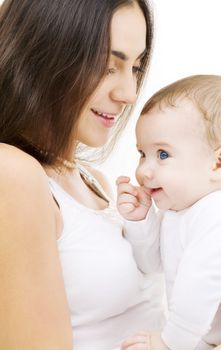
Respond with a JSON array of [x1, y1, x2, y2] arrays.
[[76, 2, 147, 147]]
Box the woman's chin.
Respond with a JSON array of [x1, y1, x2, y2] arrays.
[[81, 138, 109, 148]]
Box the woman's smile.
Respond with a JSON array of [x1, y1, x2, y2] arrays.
[[91, 108, 118, 128]]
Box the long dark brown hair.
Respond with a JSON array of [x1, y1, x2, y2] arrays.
[[0, 0, 153, 165]]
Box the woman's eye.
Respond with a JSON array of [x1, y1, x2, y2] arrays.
[[158, 150, 169, 160], [107, 67, 116, 75], [138, 149, 145, 158], [132, 66, 144, 75]]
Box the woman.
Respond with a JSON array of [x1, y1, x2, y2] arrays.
[[0, 0, 165, 349]]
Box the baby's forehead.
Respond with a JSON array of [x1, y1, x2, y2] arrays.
[[139, 98, 202, 125], [137, 99, 207, 142], [142, 96, 196, 115]]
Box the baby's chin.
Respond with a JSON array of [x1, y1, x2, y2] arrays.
[[161, 201, 196, 212], [154, 201, 188, 212], [152, 192, 200, 212]]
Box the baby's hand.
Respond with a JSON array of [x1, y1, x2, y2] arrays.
[[120, 331, 170, 350], [120, 331, 150, 350], [116, 176, 151, 221]]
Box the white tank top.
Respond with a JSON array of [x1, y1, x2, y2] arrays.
[[48, 166, 165, 350]]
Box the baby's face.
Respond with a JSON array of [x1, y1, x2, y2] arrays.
[[135, 99, 215, 211]]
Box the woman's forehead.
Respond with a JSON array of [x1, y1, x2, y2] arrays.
[[110, 3, 146, 61]]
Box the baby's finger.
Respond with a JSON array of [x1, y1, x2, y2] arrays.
[[136, 187, 152, 206], [121, 335, 149, 350], [142, 186, 152, 196], [117, 193, 139, 207], [117, 183, 137, 196], [121, 345, 147, 350], [116, 176, 130, 186], [118, 202, 136, 214]]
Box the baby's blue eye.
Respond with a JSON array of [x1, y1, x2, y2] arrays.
[[159, 150, 169, 160]]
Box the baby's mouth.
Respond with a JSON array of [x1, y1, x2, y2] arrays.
[[150, 187, 163, 195]]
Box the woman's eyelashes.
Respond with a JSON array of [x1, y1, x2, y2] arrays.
[[132, 65, 144, 75], [106, 64, 143, 76], [107, 67, 117, 75]]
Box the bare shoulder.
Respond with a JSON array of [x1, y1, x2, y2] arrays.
[[0, 143, 56, 238], [0, 143, 47, 186], [84, 164, 114, 199], [0, 144, 72, 348]]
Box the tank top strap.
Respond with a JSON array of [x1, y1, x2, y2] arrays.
[[77, 163, 110, 204]]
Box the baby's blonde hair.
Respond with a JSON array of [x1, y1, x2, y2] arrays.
[[142, 75, 221, 148]]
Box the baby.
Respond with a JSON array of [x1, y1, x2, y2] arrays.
[[117, 75, 221, 350]]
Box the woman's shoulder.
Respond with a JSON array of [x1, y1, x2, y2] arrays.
[[0, 143, 57, 238], [0, 143, 47, 189], [0, 144, 55, 221]]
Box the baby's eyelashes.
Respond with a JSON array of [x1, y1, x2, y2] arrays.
[[138, 149, 145, 158]]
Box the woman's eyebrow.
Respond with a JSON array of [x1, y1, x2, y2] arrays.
[[111, 48, 147, 61], [111, 50, 128, 61]]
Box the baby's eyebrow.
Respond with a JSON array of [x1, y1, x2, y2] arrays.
[[136, 142, 172, 150], [153, 142, 171, 147]]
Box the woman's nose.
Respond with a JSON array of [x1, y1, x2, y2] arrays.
[[111, 73, 137, 105]]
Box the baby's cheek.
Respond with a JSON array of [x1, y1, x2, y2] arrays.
[[135, 166, 142, 185]]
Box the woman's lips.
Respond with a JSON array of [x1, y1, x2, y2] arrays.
[[91, 108, 117, 128]]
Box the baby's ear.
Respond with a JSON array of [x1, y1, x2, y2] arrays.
[[211, 147, 221, 182], [212, 147, 221, 171]]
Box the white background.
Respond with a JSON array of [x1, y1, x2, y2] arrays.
[[1, 0, 221, 192]]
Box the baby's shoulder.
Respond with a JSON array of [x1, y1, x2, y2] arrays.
[[189, 191, 221, 219], [183, 191, 221, 243]]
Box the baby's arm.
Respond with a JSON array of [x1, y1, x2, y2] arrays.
[[116, 176, 162, 273], [161, 197, 221, 350], [161, 224, 221, 349]]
